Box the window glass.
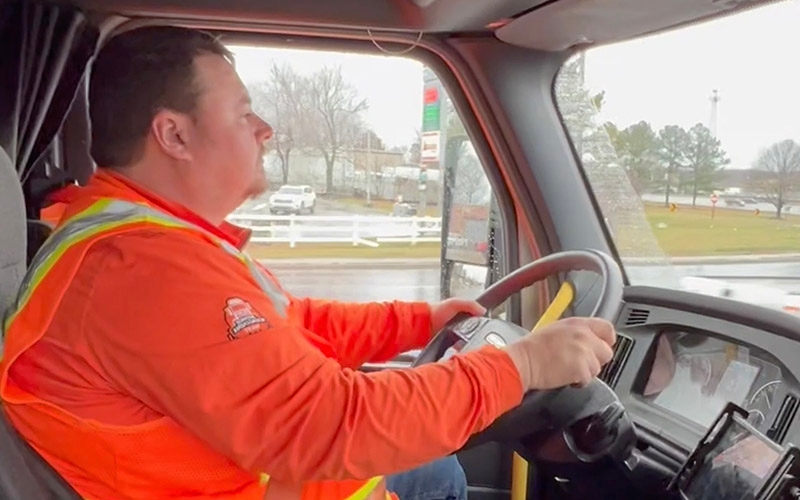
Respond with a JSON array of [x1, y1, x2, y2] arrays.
[[227, 45, 501, 308], [554, 0, 800, 317]]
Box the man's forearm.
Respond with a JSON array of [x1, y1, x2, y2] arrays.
[[288, 297, 432, 368], [249, 345, 524, 482]]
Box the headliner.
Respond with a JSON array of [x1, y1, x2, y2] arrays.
[[73, 0, 778, 51]]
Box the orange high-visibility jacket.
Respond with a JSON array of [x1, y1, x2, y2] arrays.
[[0, 170, 524, 499]]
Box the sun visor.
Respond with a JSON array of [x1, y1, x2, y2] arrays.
[[496, 0, 749, 51]]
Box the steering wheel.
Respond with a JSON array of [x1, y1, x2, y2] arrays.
[[413, 249, 636, 463]]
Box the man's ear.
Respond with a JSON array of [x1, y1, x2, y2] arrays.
[[151, 110, 193, 162]]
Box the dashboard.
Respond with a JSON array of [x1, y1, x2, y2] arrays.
[[606, 286, 800, 465], [643, 330, 782, 431]]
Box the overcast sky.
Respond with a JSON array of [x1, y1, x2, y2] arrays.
[[230, 45, 424, 149], [230, 0, 799, 168], [584, 0, 800, 169]]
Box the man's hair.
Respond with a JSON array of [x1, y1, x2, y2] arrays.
[[88, 26, 233, 168]]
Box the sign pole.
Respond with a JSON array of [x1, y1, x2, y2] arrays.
[[710, 193, 719, 219]]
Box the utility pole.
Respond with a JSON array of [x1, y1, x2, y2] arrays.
[[709, 89, 720, 138], [365, 131, 372, 207]]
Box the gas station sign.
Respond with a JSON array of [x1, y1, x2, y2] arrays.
[[422, 85, 440, 132]]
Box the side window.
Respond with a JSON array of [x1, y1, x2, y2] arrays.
[[227, 46, 500, 306]]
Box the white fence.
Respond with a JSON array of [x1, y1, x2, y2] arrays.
[[227, 213, 443, 247]]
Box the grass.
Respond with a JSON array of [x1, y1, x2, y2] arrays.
[[244, 201, 800, 260], [642, 203, 800, 256], [246, 241, 440, 260]]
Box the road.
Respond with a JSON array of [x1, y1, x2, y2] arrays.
[[272, 266, 441, 302], [270, 260, 800, 302], [638, 261, 800, 293], [245, 193, 800, 303], [641, 193, 791, 214]]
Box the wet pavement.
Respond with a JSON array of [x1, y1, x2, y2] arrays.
[[268, 260, 800, 303], [271, 266, 441, 302], [629, 261, 800, 293]]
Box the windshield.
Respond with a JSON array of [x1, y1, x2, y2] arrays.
[[277, 186, 304, 195], [554, 0, 800, 316]]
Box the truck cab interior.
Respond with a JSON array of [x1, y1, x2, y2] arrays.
[[2, 0, 800, 499]]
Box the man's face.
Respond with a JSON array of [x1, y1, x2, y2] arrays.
[[185, 54, 272, 212]]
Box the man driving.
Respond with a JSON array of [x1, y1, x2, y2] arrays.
[[0, 26, 616, 500]]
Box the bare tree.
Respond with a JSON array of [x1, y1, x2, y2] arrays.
[[248, 63, 310, 185], [752, 139, 800, 219], [407, 130, 422, 165], [306, 66, 368, 193], [451, 142, 490, 206]]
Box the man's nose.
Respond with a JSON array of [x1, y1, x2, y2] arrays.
[[258, 119, 273, 143]]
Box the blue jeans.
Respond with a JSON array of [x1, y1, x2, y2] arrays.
[[385, 455, 468, 500]]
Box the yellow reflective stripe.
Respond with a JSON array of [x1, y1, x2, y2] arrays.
[[3, 196, 289, 331], [62, 197, 114, 224], [344, 477, 383, 500], [5, 208, 187, 330], [260, 472, 270, 486], [257, 473, 380, 499]]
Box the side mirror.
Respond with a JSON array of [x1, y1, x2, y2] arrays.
[[439, 135, 499, 300]]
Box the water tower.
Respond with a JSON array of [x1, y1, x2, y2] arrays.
[[709, 89, 720, 138]]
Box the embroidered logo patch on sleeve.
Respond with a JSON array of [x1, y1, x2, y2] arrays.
[[223, 297, 269, 340]]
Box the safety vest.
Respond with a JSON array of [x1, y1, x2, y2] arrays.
[[0, 198, 393, 500]]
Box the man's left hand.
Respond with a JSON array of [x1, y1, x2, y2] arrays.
[[430, 298, 486, 334]]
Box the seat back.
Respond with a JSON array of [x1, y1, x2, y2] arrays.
[[0, 146, 25, 316], [27, 220, 54, 265], [0, 147, 81, 498]]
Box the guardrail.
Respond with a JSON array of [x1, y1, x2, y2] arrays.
[[227, 213, 443, 247]]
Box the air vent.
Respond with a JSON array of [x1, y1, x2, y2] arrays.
[[625, 308, 650, 327], [599, 334, 634, 388], [768, 394, 799, 443]]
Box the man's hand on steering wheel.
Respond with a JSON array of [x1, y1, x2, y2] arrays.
[[417, 251, 634, 462], [430, 299, 617, 391], [505, 318, 617, 391], [430, 298, 486, 333]]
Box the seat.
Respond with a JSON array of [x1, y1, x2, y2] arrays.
[[0, 147, 25, 316], [0, 146, 81, 498], [26, 220, 54, 265]]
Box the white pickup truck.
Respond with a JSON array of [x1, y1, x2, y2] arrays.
[[269, 185, 316, 214]]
